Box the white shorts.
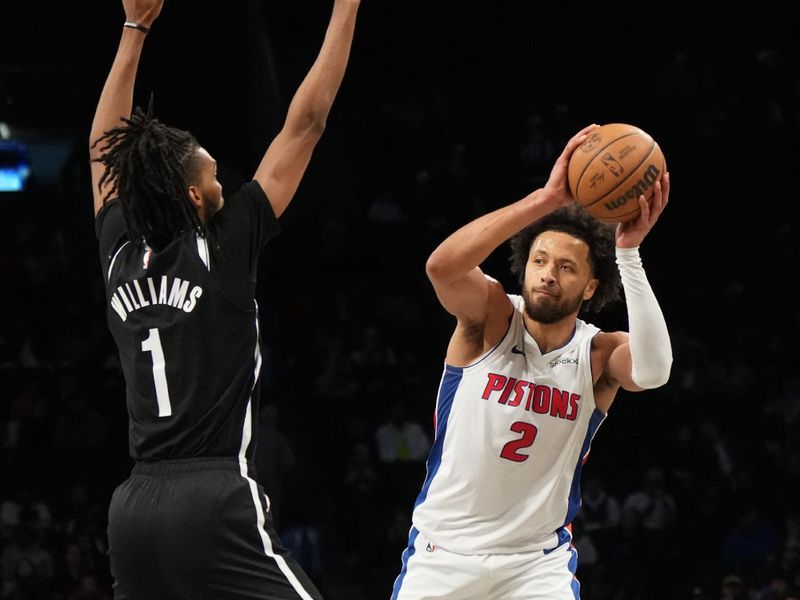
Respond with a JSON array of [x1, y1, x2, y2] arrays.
[[391, 528, 580, 600]]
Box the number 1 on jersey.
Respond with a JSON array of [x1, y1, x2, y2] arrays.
[[141, 328, 172, 417]]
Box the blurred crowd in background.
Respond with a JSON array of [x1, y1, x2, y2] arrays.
[[2, 2, 800, 599]]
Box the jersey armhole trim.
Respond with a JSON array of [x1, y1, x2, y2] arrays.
[[196, 235, 211, 271], [444, 304, 518, 373], [586, 329, 604, 415], [107, 241, 131, 283]]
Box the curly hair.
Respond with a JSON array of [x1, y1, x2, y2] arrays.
[[92, 100, 202, 251], [508, 204, 621, 314]]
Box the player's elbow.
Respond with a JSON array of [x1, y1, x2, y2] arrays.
[[306, 114, 327, 136], [631, 359, 672, 389], [288, 110, 327, 138], [425, 253, 449, 285]]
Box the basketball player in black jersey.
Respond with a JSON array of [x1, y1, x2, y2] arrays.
[[89, 0, 360, 597]]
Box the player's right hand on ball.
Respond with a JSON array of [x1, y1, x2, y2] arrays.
[[542, 124, 598, 209]]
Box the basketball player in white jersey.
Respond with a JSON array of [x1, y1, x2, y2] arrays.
[[391, 124, 672, 599]]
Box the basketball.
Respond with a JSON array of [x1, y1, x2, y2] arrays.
[[567, 123, 666, 224]]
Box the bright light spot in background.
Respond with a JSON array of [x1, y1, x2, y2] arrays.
[[0, 140, 31, 192]]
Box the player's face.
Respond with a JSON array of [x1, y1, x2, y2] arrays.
[[521, 231, 598, 325], [191, 147, 224, 222]]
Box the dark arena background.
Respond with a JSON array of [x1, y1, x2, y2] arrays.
[[2, 2, 799, 599]]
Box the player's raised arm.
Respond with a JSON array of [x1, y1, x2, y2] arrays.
[[89, 0, 164, 216], [254, 0, 361, 218], [425, 125, 597, 329], [603, 173, 673, 392]]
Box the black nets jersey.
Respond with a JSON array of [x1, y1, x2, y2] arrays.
[[96, 182, 279, 463]]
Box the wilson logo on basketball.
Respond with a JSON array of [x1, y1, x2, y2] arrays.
[[604, 163, 662, 211]]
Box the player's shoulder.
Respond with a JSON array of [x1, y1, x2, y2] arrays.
[[209, 181, 277, 232], [228, 180, 277, 215], [592, 329, 628, 344], [228, 180, 266, 203], [95, 198, 130, 265], [479, 273, 511, 302], [488, 279, 515, 322], [95, 197, 122, 231], [591, 330, 628, 356]]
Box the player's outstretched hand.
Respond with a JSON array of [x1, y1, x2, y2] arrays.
[[616, 171, 670, 248], [122, 0, 164, 28]]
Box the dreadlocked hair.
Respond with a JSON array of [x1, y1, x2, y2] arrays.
[[508, 203, 622, 314], [92, 101, 202, 251]]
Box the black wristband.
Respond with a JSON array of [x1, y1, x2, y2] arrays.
[[123, 21, 150, 34]]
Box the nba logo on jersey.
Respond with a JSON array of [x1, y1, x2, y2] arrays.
[[143, 247, 153, 270]]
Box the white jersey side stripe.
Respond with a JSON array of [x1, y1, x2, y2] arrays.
[[236, 301, 315, 600]]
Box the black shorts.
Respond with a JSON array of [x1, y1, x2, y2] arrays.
[[108, 458, 322, 600]]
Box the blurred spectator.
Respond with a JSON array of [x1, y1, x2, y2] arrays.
[[338, 442, 381, 566], [720, 574, 748, 600], [51, 382, 109, 454], [690, 585, 712, 600], [696, 421, 736, 484], [56, 484, 101, 541], [67, 573, 109, 600], [721, 506, 780, 581], [0, 525, 54, 598], [579, 476, 621, 556], [307, 325, 355, 400], [755, 576, 793, 600], [280, 525, 322, 591], [255, 404, 297, 530], [368, 190, 409, 225], [622, 467, 677, 532], [5, 375, 52, 458], [52, 543, 87, 600], [374, 401, 430, 465], [571, 519, 598, 570], [347, 324, 398, 396], [0, 488, 52, 542], [342, 442, 379, 506], [605, 508, 650, 597], [2, 556, 50, 600]]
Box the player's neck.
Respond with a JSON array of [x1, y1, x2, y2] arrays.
[[523, 313, 578, 354]]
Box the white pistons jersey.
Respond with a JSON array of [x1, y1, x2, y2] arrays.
[[411, 294, 606, 555]]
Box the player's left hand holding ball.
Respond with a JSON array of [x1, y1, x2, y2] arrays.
[[616, 172, 670, 248]]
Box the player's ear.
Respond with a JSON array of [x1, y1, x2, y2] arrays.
[[583, 278, 599, 300], [187, 185, 203, 211]]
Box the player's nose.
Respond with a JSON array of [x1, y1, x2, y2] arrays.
[[540, 265, 557, 283]]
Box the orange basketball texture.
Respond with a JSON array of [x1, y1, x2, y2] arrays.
[[567, 123, 666, 224]]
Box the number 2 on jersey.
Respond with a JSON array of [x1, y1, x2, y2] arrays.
[[500, 421, 538, 462], [141, 328, 173, 417]]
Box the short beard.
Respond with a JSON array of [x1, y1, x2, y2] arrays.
[[522, 288, 583, 325]]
